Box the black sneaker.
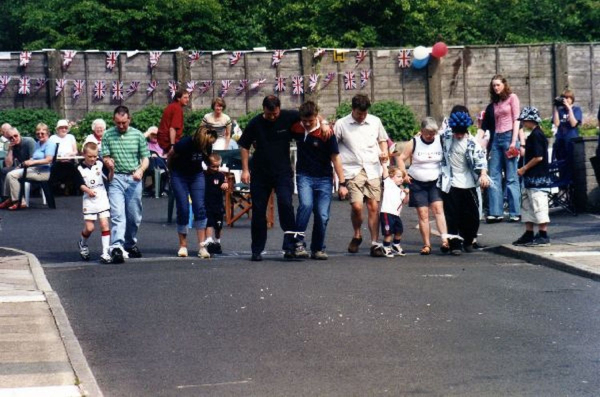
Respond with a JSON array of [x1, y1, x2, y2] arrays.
[[526, 234, 550, 247], [283, 250, 295, 260], [512, 233, 534, 246], [206, 242, 217, 254], [251, 253, 263, 262], [125, 245, 142, 258], [370, 245, 386, 258], [111, 248, 125, 264], [213, 242, 222, 255], [472, 242, 486, 250], [486, 216, 503, 224]]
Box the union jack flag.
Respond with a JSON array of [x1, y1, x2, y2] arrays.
[[198, 80, 214, 94], [188, 51, 201, 66], [321, 72, 336, 89], [18, 76, 30, 95], [274, 77, 286, 92], [344, 71, 356, 90], [112, 81, 124, 101], [313, 48, 326, 59], [272, 50, 285, 67], [186, 80, 197, 94], [220, 80, 232, 97], [149, 51, 162, 69], [19, 51, 31, 67], [292, 76, 303, 95], [249, 78, 266, 91], [94, 80, 107, 99], [0, 75, 10, 94], [72, 79, 85, 99], [146, 80, 158, 96], [34, 78, 47, 92], [236, 79, 248, 94], [62, 50, 77, 69], [360, 69, 371, 88], [229, 52, 243, 66], [168, 81, 178, 99], [308, 74, 319, 92], [355, 50, 368, 66], [126, 81, 140, 97], [55, 79, 66, 97], [106, 51, 119, 71], [398, 49, 412, 68]]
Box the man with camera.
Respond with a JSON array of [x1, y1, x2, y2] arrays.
[[552, 89, 582, 166]]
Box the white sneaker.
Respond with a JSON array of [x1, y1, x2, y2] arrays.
[[99, 253, 112, 264], [382, 246, 395, 258], [198, 246, 211, 259], [78, 241, 90, 261], [392, 244, 406, 257], [177, 247, 188, 257]]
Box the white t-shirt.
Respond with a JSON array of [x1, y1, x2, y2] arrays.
[[380, 177, 406, 216], [449, 137, 476, 189], [408, 135, 443, 182], [334, 113, 389, 180], [49, 133, 77, 156], [78, 160, 110, 215]]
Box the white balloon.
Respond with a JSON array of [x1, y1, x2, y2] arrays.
[[413, 46, 430, 61]]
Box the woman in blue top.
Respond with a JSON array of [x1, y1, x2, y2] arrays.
[[169, 126, 217, 258], [0, 123, 56, 210], [552, 89, 582, 165]]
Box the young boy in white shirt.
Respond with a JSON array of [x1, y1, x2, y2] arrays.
[[379, 166, 410, 257], [75, 142, 113, 263]]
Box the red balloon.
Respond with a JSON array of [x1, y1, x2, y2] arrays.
[[432, 42, 448, 58]]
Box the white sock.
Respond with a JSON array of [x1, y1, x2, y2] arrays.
[[204, 237, 214, 244], [371, 241, 380, 246], [101, 235, 110, 255]]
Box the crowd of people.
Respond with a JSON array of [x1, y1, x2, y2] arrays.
[[0, 75, 595, 262]]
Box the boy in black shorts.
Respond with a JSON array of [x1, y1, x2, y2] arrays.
[[204, 153, 228, 255]]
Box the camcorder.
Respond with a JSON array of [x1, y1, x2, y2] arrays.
[[554, 96, 566, 107]]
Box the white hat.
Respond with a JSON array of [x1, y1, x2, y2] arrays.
[[144, 126, 158, 138], [56, 119, 69, 129]]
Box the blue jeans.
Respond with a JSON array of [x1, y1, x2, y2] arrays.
[[296, 174, 333, 252], [109, 173, 143, 250], [170, 170, 207, 234], [488, 131, 521, 217]]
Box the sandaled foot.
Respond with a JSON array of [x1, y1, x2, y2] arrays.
[[420, 245, 431, 255]]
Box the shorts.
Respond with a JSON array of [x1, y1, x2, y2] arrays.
[[84, 210, 110, 221], [521, 188, 550, 224], [206, 209, 224, 230], [347, 169, 382, 204], [408, 179, 442, 208], [380, 212, 404, 236]]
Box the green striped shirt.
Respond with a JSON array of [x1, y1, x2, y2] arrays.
[[102, 126, 150, 173]]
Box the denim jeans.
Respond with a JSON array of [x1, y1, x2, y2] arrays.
[[296, 174, 333, 252], [488, 131, 521, 217], [109, 173, 143, 250], [250, 173, 296, 254], [170, 170, 207, 235]]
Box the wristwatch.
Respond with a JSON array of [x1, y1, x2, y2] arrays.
[[339, 181, 347, 187]]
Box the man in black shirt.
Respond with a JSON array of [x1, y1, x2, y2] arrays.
[[238, 96, 303, 261]]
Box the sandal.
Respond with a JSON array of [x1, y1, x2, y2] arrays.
[[420, 245, 431, 255], [440, 240, 450, 254]]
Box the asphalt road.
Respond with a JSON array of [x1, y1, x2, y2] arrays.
[[3, 196, 600, 396]]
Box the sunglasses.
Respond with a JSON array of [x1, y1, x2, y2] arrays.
[[8, 135, 19, 141]]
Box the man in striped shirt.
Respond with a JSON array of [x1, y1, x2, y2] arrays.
[[102, 106, 150, 264]]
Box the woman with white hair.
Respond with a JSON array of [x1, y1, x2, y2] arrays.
[[84, 119, 107, 152]]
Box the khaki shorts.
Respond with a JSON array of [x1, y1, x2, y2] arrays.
[[347, 169, 382, 204], [84, 210, 110, 221], [521, 189, 550, 224]]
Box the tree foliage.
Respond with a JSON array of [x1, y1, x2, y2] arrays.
[[1, 0, 598, 51]]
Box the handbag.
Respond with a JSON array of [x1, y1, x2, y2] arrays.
[[505, 147, 519, 159]]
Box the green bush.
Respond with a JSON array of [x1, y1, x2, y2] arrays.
[[237, 110, 263, 130], [184, 108, 212, 136], [131, 105, 165, 134], [0, 109, 61, 138], [335, 100, 419, 142], [70, 111, 113, 143]]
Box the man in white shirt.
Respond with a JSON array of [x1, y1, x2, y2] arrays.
[[334, 94, 389, 257]]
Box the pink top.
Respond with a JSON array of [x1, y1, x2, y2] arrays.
[[493, 93, 520, 133], [147, 141, 165, 157]]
